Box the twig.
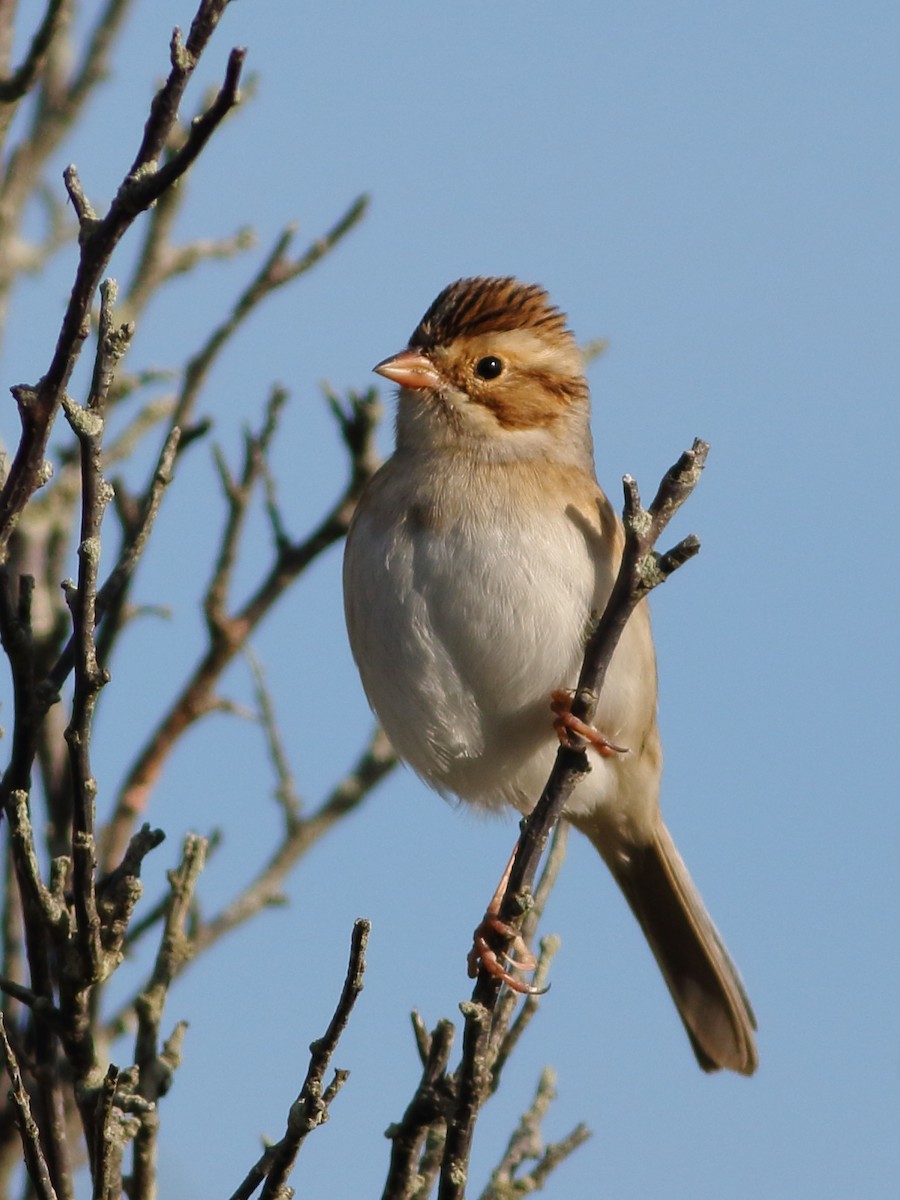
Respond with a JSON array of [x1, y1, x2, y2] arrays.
[[478, 1068, 590, 1200], [0, 0, 65, 104], [246, 646, 301, 826], [0, 1012, 58, 1200], [169, 199, 368, 448], [438, 439, 710, 1200], [42, 424, 180, 702], [0, 794, 73, 1198], [131, 834, 207, 1200], [380, 827, 566, 1200], [0, 0, 244, 561], [0, 0, 131, 345], [61, 280, 130, 985], [0, 569, 40, 810], [99, 387, 383, 872], [505, 441, 708, 909], [485, 824, 567, 1083], [1, 839, 25, 1021], [0, 976, 63, 1029], [192, 727, 395, 957], [92, 1065, 122, 1200], [229, 920, 369, 1200], [382, 1020, 455, 1200]]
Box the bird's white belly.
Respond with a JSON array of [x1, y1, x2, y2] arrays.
[[345, 495, 628, 813]]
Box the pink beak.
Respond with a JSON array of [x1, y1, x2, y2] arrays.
[[373, 348, 441, 391]]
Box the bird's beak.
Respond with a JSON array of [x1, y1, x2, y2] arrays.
[[373, 349, 440, 391]]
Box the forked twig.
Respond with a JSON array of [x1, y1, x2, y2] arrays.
[[229, 920, 369, 1200], [439, 439, 710, 1200]]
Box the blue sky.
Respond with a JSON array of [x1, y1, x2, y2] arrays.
[[4, 2, 899, 1196]]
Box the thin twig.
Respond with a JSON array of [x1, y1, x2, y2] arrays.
[[478, 1068, 590, 1200], [0, 0, 243, 561], [131, 834, 207, 1200], [438, 440, 710, 1200], [382, 1020, 455, 1200], [229, 920, 369, 1200], [92, 1065, 122, 1200], [61, 280, 129, 986], [191, 727, 395, 957], [0, 0, 65, 104], [42, 425, 180, 702], [0, 1013, 59, 1200], [505, 440, 709, 910], [246, 646, 302, 826], [169, 200, 368, 447], [99, 387, 383, 872]]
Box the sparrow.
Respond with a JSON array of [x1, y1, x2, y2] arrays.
[[343, 276, 758, 1075]]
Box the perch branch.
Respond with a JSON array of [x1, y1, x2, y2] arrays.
[[438, 439, 710, 1200]]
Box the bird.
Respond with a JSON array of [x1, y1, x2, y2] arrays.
[[343, 276, 758, 1075]]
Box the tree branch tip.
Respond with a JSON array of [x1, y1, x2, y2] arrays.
[[169, 26, 187, 68], [10, 382, 38, 411], [539, 932, 561, 956], [622, 473, 642, 511], [656, 534, 702, 576], [225, 45, 248, 79], [61, 393, 103, 437], [63, 163, 98, 227], [458, 999, 489, 1023], [177, 417, 213, 451]]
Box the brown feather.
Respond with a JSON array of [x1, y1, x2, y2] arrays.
[[580, 819, 758, 1075], [410, 276, 571, 349]]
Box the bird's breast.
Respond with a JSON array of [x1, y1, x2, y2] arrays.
[[344, 457, 619, 805]]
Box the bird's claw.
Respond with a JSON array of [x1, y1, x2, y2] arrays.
[[550, 689, 629, 757], [468, 911, 547, 995]]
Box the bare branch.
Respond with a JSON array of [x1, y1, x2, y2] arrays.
[[246, 647, 301, 825], [92, 1065, 124, 1200], [131, 833, 207, 1199], [382, 1019, 455, 1200], [229, 920, 370, 1200], [438, 441, 710, 1199], [171, 198, 369, 439], [100, 386, 383, 872], [60, 280, 130, 984], [0, 0, 65, 105], [0, 1, 244, 561], [42, 424, 181, 702], [478, 1068, 590, 1200], [0, 1013, 59, 1200], [503, 441, 709, 911]]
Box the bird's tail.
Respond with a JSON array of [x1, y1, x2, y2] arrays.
[[590, 821, 758, 1075]]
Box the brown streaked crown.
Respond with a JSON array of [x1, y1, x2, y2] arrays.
[[409, 277, 571, 350]]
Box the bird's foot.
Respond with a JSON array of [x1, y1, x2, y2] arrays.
[[467, 843, 547, 995], [550, 689, 629, 757]]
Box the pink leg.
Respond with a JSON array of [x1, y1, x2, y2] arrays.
[[550, 689, 629, 757], [467, 842, 546, 995]]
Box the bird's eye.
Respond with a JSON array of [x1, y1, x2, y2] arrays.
[[474, 356, 504, 380]]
